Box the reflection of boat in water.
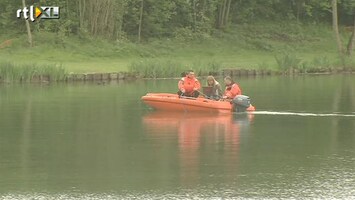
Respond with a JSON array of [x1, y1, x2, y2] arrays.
[[142, 111, 254, 185], [141, 93, 255, 113], [143, 112, 254, 141], [143, 111, 254, 131]]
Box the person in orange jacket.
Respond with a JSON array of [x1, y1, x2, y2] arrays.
[[223, 76, 242, 99], [178, 70, 201, 98]]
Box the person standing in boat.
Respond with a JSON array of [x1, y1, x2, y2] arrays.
[[206, 76, 222, 100], [223, 76, 242, 100], [178, 70, 201, 98]]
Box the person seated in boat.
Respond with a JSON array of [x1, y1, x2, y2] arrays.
[[177, 70, 201, 98], [181, 71, 187, 77], [222, 76, 242, 100], [205, 76, 222, 100]]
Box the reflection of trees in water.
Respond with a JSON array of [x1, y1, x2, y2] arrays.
[[351, 79, 355, 111], [331, 76, 355, 149], [20, 94, 32, 189], [1, 85, 143, 191]]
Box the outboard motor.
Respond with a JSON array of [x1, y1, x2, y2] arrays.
[[232, 95, 251, 112]]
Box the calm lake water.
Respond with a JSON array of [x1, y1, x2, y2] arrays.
[[0, 75, 354, 199]]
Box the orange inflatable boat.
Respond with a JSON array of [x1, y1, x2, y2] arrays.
[[141, 93, 255, 113]]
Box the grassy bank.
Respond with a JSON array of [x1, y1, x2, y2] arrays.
[[0, 22, 354, 78]]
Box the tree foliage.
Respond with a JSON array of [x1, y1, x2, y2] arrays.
[[1, 0, 354, 42]]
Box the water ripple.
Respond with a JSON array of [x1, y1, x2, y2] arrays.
[[252, 111, 355, 117]]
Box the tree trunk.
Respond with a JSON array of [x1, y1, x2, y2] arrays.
[[220, 0, 227, 28], [332, 0, 344, 56], [66, 0, 69, 18], [216, 0, 224, 29], [138, 0, 144, 43], [224, 0, 231, 28], [346, 14, 355, 56], [22, 0, 33, 47], [199, 0, 209, 31], [217, 0, 228, 29], [115, 0, 125, 40], [296, 0, 303, 22], [79, 0, 86, 30], [103, 0, 110, 35], [79, 0, 82, 28], [192, 0, 196, 32]]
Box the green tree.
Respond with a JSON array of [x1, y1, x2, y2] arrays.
[[0, 1, 24, 35]]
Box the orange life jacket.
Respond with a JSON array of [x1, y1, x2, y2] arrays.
[[178, 76, 201, 94], [224, 83, 242, 99]]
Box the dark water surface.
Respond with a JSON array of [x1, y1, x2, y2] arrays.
[[0, 75, 354, 199]]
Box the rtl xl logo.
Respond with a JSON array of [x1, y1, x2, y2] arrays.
[[16, 6, 60, 22]]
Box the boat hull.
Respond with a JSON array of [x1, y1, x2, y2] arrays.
[[141, 93, 255, 113]]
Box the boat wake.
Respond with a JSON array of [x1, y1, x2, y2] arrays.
[[251, 111, 355, 117]]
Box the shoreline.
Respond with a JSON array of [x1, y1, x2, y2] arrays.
[[1, 68, 354, 83]]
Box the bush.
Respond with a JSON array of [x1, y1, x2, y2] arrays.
[[311, 56, 331, 68], [257, 61, 271, 70], [173, 28, 211, 42], [335, 56, 355, 69]]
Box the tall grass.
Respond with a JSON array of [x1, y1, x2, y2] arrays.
[[39, 64, 68, 81], [275, 54, 302, 72], [0, 62, 67, 82], [129, 59, 223, 78], [299, 56, 332, 73], [274, 54, 355, 73]]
